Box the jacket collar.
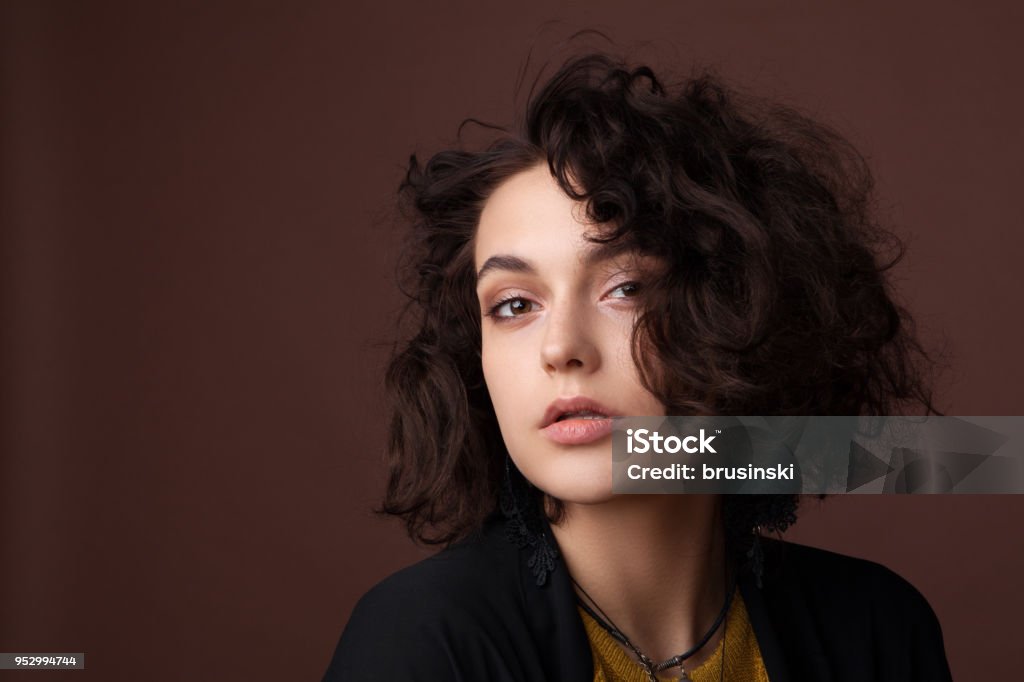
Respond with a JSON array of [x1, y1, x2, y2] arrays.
[[738, 567, 792, 682]]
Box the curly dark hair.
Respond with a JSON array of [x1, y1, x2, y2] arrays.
[[379, 52, 938, 548]]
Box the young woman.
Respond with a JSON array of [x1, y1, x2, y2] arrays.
[[323, 53, 952, 681]]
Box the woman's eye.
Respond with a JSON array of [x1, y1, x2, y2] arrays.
[[608, 281, 641, 299], [490, 297, 534, 318]]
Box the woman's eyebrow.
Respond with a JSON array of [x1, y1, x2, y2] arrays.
[[583, 243, 632, 268], [476, 255, 535, 283], [476, 247, 649, 284]]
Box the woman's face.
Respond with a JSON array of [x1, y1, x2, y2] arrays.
[[474, 163, 666, 504]]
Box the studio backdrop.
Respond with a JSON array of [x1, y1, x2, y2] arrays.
[[1, 1, 1022, 680]]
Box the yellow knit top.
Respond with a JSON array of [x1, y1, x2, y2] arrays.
[[579, 590, 769, 682]]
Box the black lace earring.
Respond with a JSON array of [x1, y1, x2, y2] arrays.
[[500, 454, 559, 586], [747, 525, 765, 589]]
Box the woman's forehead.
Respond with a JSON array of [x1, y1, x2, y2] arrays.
[[474, 165, 661, 275]]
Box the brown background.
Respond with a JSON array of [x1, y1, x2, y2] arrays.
[[2, 1, 1022, 680]]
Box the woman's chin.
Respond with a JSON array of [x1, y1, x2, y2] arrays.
[[534, 474, 615, 506], [511, 442, 617, 505]]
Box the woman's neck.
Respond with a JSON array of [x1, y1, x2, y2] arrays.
[[549, 494, 728, 669]]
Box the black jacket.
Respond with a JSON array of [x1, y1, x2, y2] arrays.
[[324, 513, 952, 681]]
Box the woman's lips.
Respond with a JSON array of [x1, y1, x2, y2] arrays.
[[541, 417, 614, 445]]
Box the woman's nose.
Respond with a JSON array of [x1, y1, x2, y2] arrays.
[[539, 304, 601, 375]]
